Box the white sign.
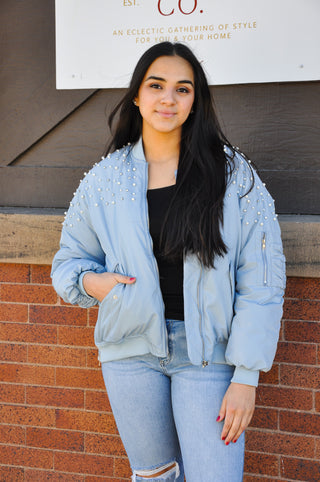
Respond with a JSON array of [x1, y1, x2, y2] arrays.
[[55, 0, 320, 88]]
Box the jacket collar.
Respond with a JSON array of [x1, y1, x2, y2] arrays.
[[131, 138, 146, 163], [131, 137, 178, 179]]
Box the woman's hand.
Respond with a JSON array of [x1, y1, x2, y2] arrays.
[[82, 271, 136, 302], [216, 382, 256, 445]]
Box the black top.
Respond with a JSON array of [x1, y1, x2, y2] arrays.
[[147, 185, 184, 321]]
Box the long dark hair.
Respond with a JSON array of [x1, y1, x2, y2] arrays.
[[106, 42, 236, 268]]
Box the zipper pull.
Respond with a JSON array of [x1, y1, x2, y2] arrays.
[[262, 233, 267, 285]]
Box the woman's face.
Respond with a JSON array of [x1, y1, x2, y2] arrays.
[[134, 55, 195, 139]]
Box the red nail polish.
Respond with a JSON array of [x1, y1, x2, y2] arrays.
[[130, 277, 135, 281], [225, 442, 230, 446], [216, 416, 220, 422], [233, 440, 237, 443], [222, 436, 226, 441]]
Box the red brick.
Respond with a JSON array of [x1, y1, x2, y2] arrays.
[[283, 299, 320, 321], [0, 364, 55, 385], [0, 466, 25, 482], [0, 322, 57, 344], [54, 452, 113, 476], [284, 320, 320, 343], [275, 341, 317, 364], [280, 456, 320, 481], [86, 477, 128, 482], [0, 303, 28, 322], [85, 390, 111, 412], [0, 342, 27, 362], [26, 386, 84, 409], [259, 364, 279, 385], [243, 477, 281, 482], [85, 433, 126, 456], [0, 284, 57, 304], [286, 277, 320, 300], [0, 404, 55, 427], [29, 304, 87, 326], [0, 445, 53, 469], [87, 348, 100, 368], [25, 469, 84, 481], [89, 307, 98, 326], [0, 424, 25, 445], [27, 345, 87, 367], [0, 263, 30, 283], [58, 326, 95, 347], [316, 438, 320, 459], [55, 408, 117, 434], [30, 265, 52, 284], [0, 383, 25, 403], [56, 368, 105, 390], [60, 297, 72, 306], [315, 391, 320, 412], [256, 385, 313, 410], [246, 430, 315, 458], [281, 364, 320, 389], [278, 319, 284, 342], [244, 451, 279, 476], [250, 407, 278, 430], [26, 427, 84, 451], [114, 457, 132, 478], [280, 411, 320, 436]]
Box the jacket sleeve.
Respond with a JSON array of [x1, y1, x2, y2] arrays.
[[225, 153, 286, 386], [51, 178, 106, 308]]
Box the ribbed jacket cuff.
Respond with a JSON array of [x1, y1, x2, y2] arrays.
[[231, 367, 260, 387], [78, 271, 93, 297]]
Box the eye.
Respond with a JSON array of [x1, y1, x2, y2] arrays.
[[177, 86, 190, 94], [150, 83, 162, 89]]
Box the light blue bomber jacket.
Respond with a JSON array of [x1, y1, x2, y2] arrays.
[[51, 139, 286, 387]]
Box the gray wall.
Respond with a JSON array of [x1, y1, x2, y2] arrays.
[[1, 0, 319, 213]]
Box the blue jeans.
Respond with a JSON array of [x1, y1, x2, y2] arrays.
[[102, 319, 244, 481]]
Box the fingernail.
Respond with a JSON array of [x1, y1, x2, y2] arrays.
[[225, 442, 230, 446], [233, 440, 237, 443], [130, 277, 136, 281], [222, 436, 226, 441], [216, 416, 220, 422]]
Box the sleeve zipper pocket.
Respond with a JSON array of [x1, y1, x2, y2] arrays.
[[261, 232, 267, 285]]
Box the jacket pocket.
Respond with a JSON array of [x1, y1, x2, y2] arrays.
[[261, 232, 268, 286], [260, 232, 286, 289], [95, 282, 126, 345], [94, 261, 128, 346]]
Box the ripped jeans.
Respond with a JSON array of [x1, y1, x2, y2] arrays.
[[101, 320, 244, 481]]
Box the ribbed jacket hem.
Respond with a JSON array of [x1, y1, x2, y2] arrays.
[[97, 336, 168, 364]]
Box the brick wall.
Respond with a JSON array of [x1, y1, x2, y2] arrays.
[[0, 263, 319, 481]]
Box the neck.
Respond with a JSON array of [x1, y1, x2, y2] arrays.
[[142, 128, 181, 189], [142, 128, 181, 165]]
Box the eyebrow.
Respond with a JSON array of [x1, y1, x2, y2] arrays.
[[145, 75, 194, 87]]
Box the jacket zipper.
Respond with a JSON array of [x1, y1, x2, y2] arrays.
[[197, 265, 208, 367], [262, 232, 267, 285], [143, 163, 169, 356]]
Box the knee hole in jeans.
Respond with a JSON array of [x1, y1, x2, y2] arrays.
[[132, 461, 179, 480]]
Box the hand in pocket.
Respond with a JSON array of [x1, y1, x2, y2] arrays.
[[82, 271, 136, 302]]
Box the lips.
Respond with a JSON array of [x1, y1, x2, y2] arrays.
[[156, 111, 176, 118]]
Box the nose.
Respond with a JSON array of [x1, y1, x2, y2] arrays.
[[160, 88, 176, 105]]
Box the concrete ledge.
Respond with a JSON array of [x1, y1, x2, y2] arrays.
[[0, 208, 64, 266], [279, 215, 320, 278], [0, 210, 319, 278]]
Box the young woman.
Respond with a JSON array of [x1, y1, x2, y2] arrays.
[[51, 42, 286, 481]]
